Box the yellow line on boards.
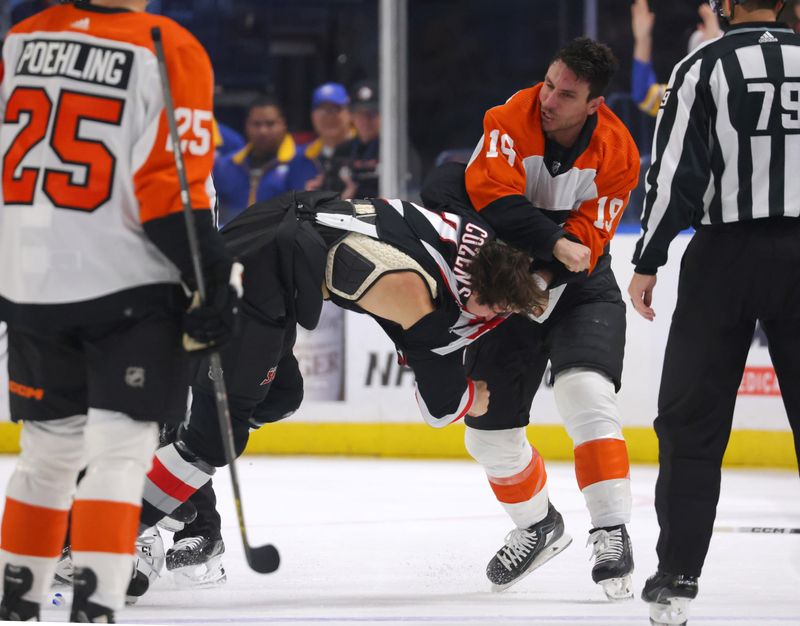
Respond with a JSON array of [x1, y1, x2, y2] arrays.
[[0, 422, 794, 470]]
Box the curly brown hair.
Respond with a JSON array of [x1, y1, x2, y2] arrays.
[[469, 240, 547, 313]]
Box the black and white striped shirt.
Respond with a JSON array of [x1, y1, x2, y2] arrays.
[[634, 22, 800, 274]]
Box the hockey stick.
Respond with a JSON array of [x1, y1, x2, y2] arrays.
[[715, 526, 800, 535], [150, 26, 279, 574]]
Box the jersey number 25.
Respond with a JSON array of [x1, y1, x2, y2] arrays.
[[3, 86, 123, 212]]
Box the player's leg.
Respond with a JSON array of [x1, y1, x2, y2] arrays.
[[166, 480, 227, 588], [0, 327, 88, 621], [546, 273, 632, 599], [166, 349, 303, 587], [140, 313, 290, 530], [68, 312, 187, 621], [464, 315, 571, 591]]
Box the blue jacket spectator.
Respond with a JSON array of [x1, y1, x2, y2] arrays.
[[213, 97, 304, 224], [213, 121, 246, 158], [291, 82, 355, 194]]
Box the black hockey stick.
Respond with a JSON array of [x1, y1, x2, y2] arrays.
[[715, 526, 800, 535], [150, 26, 279, 574]]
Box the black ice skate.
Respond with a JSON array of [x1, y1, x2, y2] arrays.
[[642, 570, 699, 626], [166, 536, 226, 588], [486, 502, 572, 591], [0, 564, 40, 621], [71, 566, 115, 623], [587, 524, 634, 600]]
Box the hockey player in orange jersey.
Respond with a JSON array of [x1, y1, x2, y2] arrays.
[[0, 0, 239, 621], [461, 38, 640, 599]]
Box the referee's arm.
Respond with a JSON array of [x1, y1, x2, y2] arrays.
[[629, 54, 711, 319], [633, 55, 712, 275]]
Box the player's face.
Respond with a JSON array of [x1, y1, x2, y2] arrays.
[[539, 61, 603, 139], [465, 293, 509, 321], [245, 105, 287, 155]]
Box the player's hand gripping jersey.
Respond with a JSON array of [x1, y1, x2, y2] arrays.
[[0, 4, 225, 324], [465, 84, 639, 272]]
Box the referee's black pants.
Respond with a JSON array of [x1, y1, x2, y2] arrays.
[[654, 218, 800, 577]]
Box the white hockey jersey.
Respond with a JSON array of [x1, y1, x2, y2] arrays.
[[0, 4, 215, 306]]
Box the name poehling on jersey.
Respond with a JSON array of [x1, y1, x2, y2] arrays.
[[15, 39, 133, 89], [454, 223, 490, 299]]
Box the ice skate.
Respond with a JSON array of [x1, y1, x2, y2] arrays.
[[642, 570, 698, 626], [486, 502, 572, 591], [0, 564, 40, 621], [587, 523, 634, 600], [71, 567, 114, 623], [53, 546, 73, 587], [126, 526, 166, 605], [167, 536, 227, 588]]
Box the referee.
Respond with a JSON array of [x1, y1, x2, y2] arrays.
[[627, 0, 800, 624]]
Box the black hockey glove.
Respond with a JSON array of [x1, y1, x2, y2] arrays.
[[182, 261, 243, 353]]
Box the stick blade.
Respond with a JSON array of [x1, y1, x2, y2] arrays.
[[246, 544, 280, 574]]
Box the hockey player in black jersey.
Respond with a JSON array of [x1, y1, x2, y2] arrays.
[[129, 179, 547, 592]]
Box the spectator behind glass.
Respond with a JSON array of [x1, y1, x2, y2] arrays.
[[213, 120, 245, 159], [330, 81, 423, 199], [332, 81, 381, 198], [290, 82, 355, 194], [212, 97, 300, 225], [631, 0, 722, 117], [793, 0, 800, 33]]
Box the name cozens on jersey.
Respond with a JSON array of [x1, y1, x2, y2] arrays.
[[16, 39, 133, 89], [453, 222, 490, 299]]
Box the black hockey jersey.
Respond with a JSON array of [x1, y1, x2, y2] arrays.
[[223, 190, 503, 428], [318, 196, 503, 427]]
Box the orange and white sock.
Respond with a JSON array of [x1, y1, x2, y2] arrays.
[[0, 416, 85, 604], [70, 409, 158, 612], [554, 367, 632, 528], [465, 426, 550, 529]]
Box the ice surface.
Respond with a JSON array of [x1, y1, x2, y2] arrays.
[[3, 456, 795, 626]]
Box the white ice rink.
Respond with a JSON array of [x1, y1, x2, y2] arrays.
[[9, 456, 799, 626]]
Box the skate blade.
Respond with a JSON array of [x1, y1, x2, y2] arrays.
[[172, 560, 227, 589], [600, 574, 633, 601], [491, 533, 573, 592], [649, 597, 690, 626]]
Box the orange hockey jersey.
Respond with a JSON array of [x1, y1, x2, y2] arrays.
[[465, 84, 640, 272], [0, 3, 218, 312]]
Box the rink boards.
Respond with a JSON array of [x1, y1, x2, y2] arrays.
[[0, 233, 796, 468]]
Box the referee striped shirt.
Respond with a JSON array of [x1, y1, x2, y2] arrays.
[[633, 21, 800, 274]]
